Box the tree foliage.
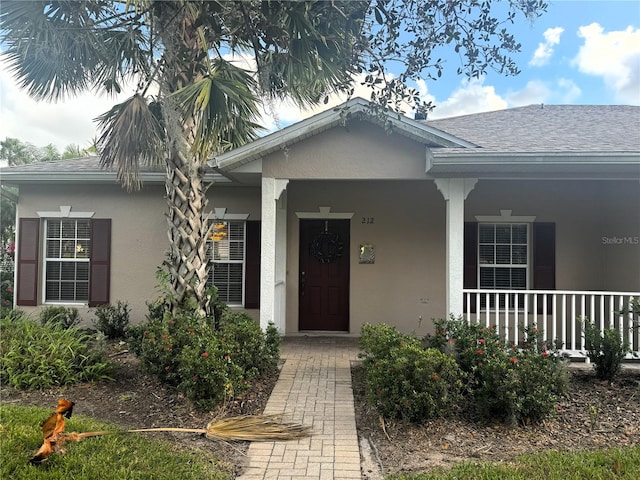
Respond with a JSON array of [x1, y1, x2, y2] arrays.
[[0, 0, 547, 313]]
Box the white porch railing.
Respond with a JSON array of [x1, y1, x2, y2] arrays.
[[463, 289, 640, 359]]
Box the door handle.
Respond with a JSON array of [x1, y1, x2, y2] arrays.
[[300, 271, 306, 297]]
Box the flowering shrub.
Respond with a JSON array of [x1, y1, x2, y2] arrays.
[[127, 311, 280, 409], [360, 323, 464, 422], [427, 318, 568, 425], [0, 271, 13, 308], [177, 337, 245, 409]]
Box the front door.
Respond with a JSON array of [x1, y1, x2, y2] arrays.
[[299, 219, 350, 331]]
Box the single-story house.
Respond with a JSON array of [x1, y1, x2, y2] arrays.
[[2, 98, 639, 357]]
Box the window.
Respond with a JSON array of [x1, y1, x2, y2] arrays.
[[44, 219, 91, 302], [478, 223, 528, 308], [208, 220, 245, 305]]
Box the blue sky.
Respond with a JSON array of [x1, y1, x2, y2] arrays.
[[0, 0, 638, 151]]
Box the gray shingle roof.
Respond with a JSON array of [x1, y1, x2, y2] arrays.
[[2, 103, 638, 184], [427, 104, 640, 153]]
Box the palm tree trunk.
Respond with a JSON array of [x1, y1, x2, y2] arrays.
[[163, 146, 210, 315], [156, 2, 212, 315]]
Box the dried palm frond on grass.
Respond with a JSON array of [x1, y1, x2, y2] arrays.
[[128, 414, 312, 442], [29, 399, 311, 464]]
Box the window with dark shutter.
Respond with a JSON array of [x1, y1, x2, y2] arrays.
[[464, 221, 556, 312]]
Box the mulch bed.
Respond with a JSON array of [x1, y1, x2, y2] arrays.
[[352, 362, 640, 477]]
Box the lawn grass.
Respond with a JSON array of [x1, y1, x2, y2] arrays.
[[388, 445, 640, 480], [0, 404, 229, 480]]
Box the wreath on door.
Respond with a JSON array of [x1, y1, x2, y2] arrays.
[[310, 231, 344, 264]]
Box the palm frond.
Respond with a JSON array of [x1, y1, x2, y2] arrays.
[[170, 59, 263, 162], [95, 94, 165, 191], [125, 414, 311, 441], [256, 1, 362, 107], [0, 1, 150, 100], [204, 415, 312, 442]]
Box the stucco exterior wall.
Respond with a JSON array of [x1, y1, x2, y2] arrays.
[[15, 183, 261, 325], [284, 180, 446, 338], [466, 179, 640, 292], [262, 121, 427, 180]]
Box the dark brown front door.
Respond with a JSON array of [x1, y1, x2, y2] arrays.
[[299, 219, 350, 331]]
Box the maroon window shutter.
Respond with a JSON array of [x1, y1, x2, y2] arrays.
[[463, 222, 478, 313], [533, 223, 555, 290], [16, 218, 40, 306], [244, 220, 261, 309], [89, 219, 111, 307]]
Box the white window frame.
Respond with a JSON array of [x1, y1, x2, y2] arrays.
[[204, 209, 250, 307], [42, 218, 91, 305], [474, 211, 537, 310], [477, 222, 530, 291]]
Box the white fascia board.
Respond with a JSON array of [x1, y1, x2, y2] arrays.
[[427, 152, 640, 178]]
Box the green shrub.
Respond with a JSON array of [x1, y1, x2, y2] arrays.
[[128, 310, 280, 409], [39, 305, 81, 329], [177, 338, 245, 410], [426, 317, 568, 425], [360, 323, 463, 422], [93, 301, 130, 338], [0, 307, 25, 321], [0, 271, 13, 308], [219, 312, 279, 377], [0, 318, 113, 389], [360, 322, 421, 368], [584, 318, 629, 381], [367, 343, 464, 422]]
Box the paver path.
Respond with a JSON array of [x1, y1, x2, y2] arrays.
[[237, 336, 362, 480]]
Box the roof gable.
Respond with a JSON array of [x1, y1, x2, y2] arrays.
[[211, 97, 475, 171]]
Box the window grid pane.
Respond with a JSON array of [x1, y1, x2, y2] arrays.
[[207, 220, 245, 305], [478, 222, 529, 308], [45, 219, 90, 302]]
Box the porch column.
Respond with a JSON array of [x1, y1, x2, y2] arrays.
[[260, 177, 289, 334], [435, 178, 478, 317]]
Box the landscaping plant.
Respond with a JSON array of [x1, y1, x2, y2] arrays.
[[360, 323, 464, 422], [38, 305, 81, 330], [92, 301, 130, 339], [426, 317, 568, 425], [583, 317, 629, 381], [0, 315, 113, 389], [128, 309, 280, 410]]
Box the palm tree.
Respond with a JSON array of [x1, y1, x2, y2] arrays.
[[1, 0, 546, 314], [1, 0, 364, 313]]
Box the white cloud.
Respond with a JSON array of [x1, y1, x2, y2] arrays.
[[429, 78, 508, 119], [573, 23, 640, 104], [505, 80, 551, 106], [556, 78, 582, 103], [529, 27, 564, 67]]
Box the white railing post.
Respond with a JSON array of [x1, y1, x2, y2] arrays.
[[461, 289, 640, 359]]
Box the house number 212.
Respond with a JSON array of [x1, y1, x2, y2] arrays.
[[361, 217, 374, 224]]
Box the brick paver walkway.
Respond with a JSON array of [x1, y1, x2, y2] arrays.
[[237, 336, 361, 480]]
